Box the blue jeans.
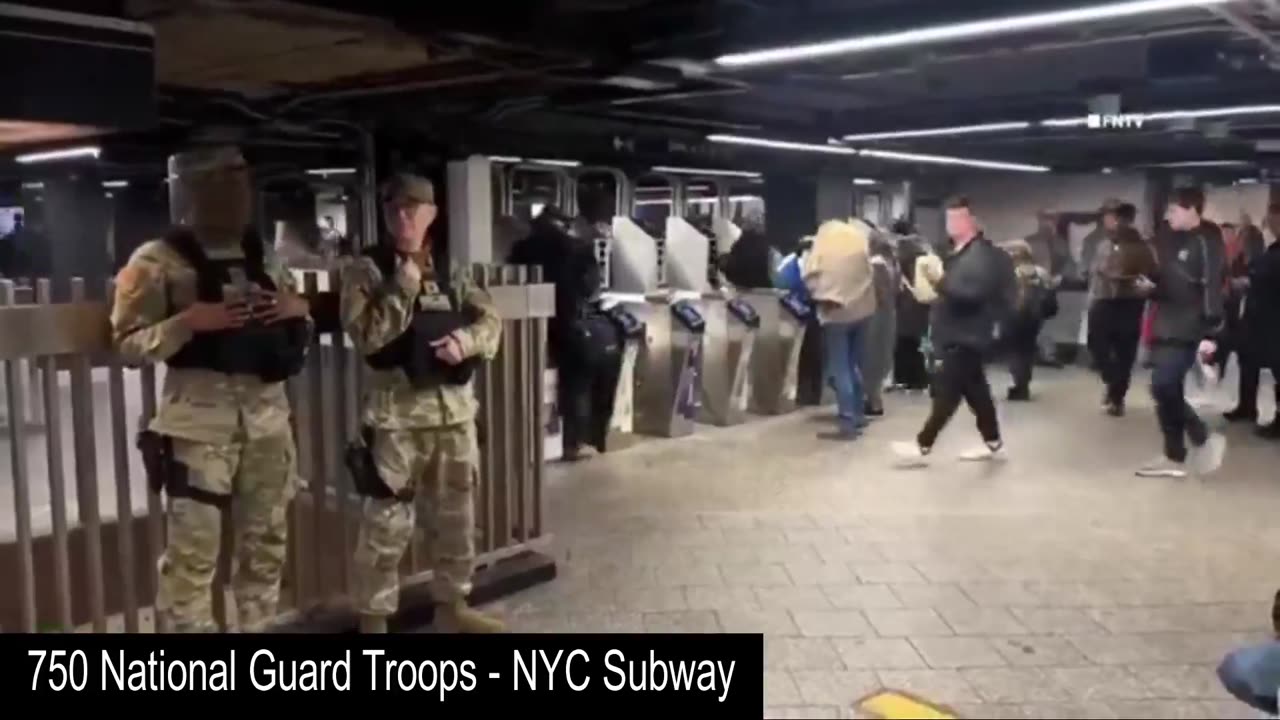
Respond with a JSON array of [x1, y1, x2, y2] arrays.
[[1150, 342, 1208, 462], [1218, 641, 1280, 714], [823, 321, 867, 433]]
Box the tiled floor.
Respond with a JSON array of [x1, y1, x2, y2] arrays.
[[489, 368, 1279, 719]]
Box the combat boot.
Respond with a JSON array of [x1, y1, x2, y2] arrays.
[[359, 615, 388, 634], [433, 602, 505, 633]]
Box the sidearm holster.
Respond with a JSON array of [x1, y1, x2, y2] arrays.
[[345, 427, 415, 503], [135, 430, 231, 509]]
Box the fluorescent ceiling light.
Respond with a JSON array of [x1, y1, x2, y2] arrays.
[[1145, 160, 1253, 168], [21, 181, 43, 190], [708, 134, 858, 155], [527, 158, 582, 168], [637, 184, 714, 193], [1041, 103, 1280, 128], [853, 178, 879, 186], [1236, 178, 1260, 185], [1040, 117, 1093, 128], [16, 145, 101, 164], [843, 121, 1031, 142], [636, 195, 762, 206], [1142, 103, 1280, 122], [715, 0, 1234, 68], [651, 165, 762, 178], [1102, 167, 1115, 174], [488, 155, 523, 163], [860, 148, 1050, 173], [102, 180, 129, 188], [305, 167, 356, 176]]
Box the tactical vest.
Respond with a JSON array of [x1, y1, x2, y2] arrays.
[[163, 228, 309, 383], [362, 244, 479, 388]]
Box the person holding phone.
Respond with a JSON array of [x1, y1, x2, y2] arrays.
[[1133, 187, 1227, 478], [1087, 204, 1156, 417], [111, 146, 312, 633]]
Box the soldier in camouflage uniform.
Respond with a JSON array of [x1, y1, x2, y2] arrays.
[[111, 146, 311, 632], [341, 173, 503, 634]]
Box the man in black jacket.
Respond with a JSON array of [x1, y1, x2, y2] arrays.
[[1135, 187, 1228, 478], [894, 196, 1017, 467], [1228, 202, 1280, 438], [508, 208, 616, 461]]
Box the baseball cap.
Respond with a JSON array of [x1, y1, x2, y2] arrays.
[[380, 173, 435, 205]]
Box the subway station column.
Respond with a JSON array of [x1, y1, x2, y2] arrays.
[[816, 173, 855, 225], [765, 172, 856, 406], [447, 155, 494, 266], [44, 173, 111, 297]]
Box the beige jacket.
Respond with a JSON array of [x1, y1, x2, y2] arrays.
[[803, 220, 877, 325]]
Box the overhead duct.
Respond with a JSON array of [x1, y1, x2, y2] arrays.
[[0, 3, 155, 149]]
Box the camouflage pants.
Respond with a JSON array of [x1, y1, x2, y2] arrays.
[[156, 431, 298, 633], [353, 423, 478, 617]]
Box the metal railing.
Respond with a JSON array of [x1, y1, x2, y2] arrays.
[[0, 266, 554, 632]]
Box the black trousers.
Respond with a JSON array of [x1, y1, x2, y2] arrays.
[[553, 322, 625, 455], [1007, 321, 1042, 392], [1090, 299, 1145, 405], [917, 345, 1001, 449], [893, 336, 929, 389], [1150, 342, 1208, 463], [1237, 354, 1280, 418]]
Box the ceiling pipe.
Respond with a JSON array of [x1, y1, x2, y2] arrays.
[[1204, 4, 1280, 54]]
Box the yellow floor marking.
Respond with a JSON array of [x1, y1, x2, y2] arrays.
[[857, 689, 956, 719]]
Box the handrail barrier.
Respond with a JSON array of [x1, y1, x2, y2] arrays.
[[0, 266, 555, 632]]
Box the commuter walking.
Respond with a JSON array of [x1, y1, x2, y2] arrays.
[[1225, 201, 1280, 438], [1001, 239, 1057, 401], [893, 196, 1017, 466], [509, 207, 615, 461], [861, 230, 898, 416], [1087, 205, 1157, 416], [803, 220, 877, 441], [1135, 187, 1228, 478]]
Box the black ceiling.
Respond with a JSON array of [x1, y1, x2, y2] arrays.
[[8, 0, 1280, 179]]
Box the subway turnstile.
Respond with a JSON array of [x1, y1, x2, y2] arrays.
[[745, 289, 812, 416], [623, 295, 707, 438], [697, 296, 760, 427]]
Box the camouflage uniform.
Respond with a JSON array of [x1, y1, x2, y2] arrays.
[[110, 147, 307, 633], [341, 175, 502, 630]]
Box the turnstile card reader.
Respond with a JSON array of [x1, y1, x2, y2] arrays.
[[727, 298, 761, 329], [780, 291, 814, 323], [671, 298, 706, 333], [607, 305, 645, 340]]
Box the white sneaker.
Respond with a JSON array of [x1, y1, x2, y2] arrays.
[[959, 442, 1006, 462], [1190, 433, 1227, 476], [1136, 457, 1187, 479], [892, 441, 929, 468]]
